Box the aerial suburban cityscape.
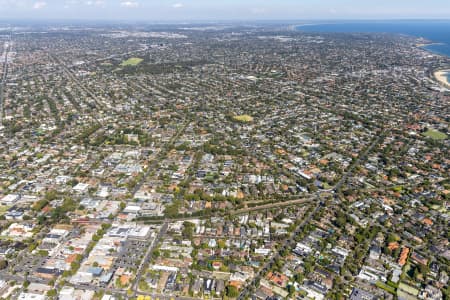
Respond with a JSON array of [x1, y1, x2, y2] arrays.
[[0, 13, 448, 300]]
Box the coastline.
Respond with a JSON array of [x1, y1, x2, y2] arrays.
[[416, 42, 444, 48], [292, 22, 450, 58], [434, 70, 450, 88], [420, 43, 450, 58]]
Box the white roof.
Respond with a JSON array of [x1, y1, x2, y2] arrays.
[[18, 293, 45, 300], [1, 194, 19, 203], [73, 183, 90, 192], [124, 205, 141, 212], [59, 286, 75, 296], [129, 225, 150, 238], [70, 271, 93, 284], [49, 228, 69, 235], [151, 265, 179, 272]]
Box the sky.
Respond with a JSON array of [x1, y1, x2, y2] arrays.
[[0, 0, 450, 21]]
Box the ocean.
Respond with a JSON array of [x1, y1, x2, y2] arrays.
[[296, 21, 450, 82]]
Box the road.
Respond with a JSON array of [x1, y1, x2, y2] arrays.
[[333, 131, 386, 193], [135, 290, 200, 300], [65, 222, 172, 299], [68, 282, 127, 297], [237, 195, 323, 300], [0, 33, 11, 128], [132, 120, 189, 197], [137, 196, 314, 225], [47, 53, 106, 113], [132, 221, 169, 296], [67, 281, 200, 300]]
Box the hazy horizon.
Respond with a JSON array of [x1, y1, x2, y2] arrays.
[[0, 0, 449, 21], [2, 18, 450, 24]]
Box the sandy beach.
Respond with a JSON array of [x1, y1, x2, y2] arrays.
[[417, 42, 444, 48], [434, 70, 450, 88]]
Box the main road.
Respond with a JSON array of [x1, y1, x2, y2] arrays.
[[136, 196, 315, 225], [333, 130, 386, 193], [0, 33, 11, 128], [132, 221, 169, 296], [236, 129, 387, 299], [237, 195, 323, 300]]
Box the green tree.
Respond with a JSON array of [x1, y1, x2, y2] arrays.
[[226, 285, 239, 298], [47, 289, 57, 297], [0, 260, 7, 270], [287, 285, 295, 295]]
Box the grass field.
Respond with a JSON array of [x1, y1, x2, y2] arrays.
[[376, 281, 396, 294], [398, 282, 419, 296], [422, 129, 447, 140], [120, 57, 143, 67], [0, 205, 10, 216], [233, 114, 254, 122]]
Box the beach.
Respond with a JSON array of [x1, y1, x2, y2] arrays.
[[434, 70, 450, 88]]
